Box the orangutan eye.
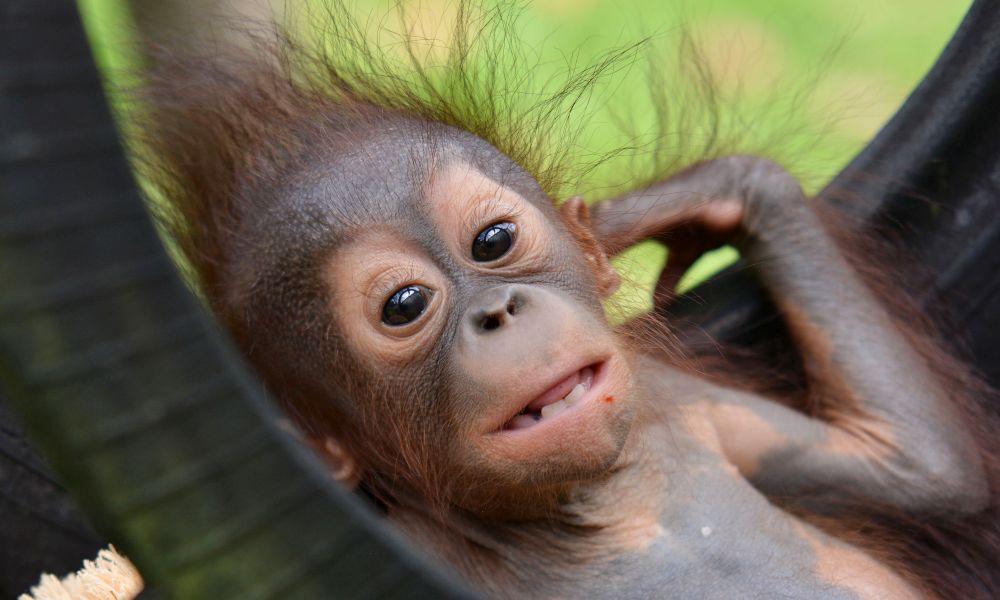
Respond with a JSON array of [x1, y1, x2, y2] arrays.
[[382, 285, 430, 326], [472, 221, 516, 262]]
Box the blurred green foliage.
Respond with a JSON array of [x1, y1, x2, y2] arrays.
[[77, 0, 972, 314]]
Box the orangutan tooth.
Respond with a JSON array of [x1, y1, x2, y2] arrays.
[[540, 400, 568, 419], [564, 383, 586, 406]]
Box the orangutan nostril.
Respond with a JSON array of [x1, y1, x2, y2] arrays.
[[481, 315, 502, 331]]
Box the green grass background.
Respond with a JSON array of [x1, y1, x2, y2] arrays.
[[77, 0, 973, 314]]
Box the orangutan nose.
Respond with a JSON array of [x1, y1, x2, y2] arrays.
[[467, 285, 528, 334]]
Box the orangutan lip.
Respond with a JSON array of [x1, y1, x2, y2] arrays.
[[500, 360, 607, 432]]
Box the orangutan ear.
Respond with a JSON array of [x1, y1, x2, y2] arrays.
[[560, 196, 621, 298], [308, 436, 363, 489]]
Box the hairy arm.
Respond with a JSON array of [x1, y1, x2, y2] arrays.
[[592, 156, 987, 515]]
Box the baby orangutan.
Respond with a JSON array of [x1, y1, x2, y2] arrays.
[[138, 19, 996, 599]]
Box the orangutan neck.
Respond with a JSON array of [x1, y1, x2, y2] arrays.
[[387, 398, 694, 595]]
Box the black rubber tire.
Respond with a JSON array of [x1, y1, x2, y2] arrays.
[[0, 392, 103, 597]]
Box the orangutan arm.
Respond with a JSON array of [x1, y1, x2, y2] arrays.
[[592, 156, 987, 515]]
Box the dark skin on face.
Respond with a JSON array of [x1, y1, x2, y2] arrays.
[[255, 128, 987, 599], [323, 141, 634, 515]]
